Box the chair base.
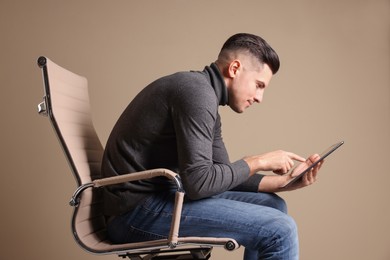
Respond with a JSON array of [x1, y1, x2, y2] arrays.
[[121, 247, 212, 260]]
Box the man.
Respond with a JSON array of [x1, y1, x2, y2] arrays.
[[102, 33, 323, 260]]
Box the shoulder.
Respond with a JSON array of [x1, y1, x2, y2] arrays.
[[141, 70, 218, 115], [170, 71, 217, 106]]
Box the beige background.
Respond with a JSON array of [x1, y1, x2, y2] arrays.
[[1, 0, 389, 259]]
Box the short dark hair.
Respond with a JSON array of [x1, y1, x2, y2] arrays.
[[219, 33, 280, 74]]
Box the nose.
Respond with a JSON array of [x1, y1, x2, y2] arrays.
[[254, 89, 264, 103]]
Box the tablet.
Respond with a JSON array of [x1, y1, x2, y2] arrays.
[[282, 141, 344, 188]]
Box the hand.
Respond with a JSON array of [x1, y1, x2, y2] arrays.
[[245, 150, 306, 175], [291, 154, 321, 176], [284, 154, 324, 191], [257, 154, 324, 192]]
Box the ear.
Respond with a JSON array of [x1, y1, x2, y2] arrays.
[[227, 60, 241, 78]]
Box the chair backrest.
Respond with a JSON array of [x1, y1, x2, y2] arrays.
[[38, 56, 110, 253]]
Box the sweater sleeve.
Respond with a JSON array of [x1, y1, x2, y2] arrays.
[[212, 114, 264, 192], [171, 80, 255, 200]]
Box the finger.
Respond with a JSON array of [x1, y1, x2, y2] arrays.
[[305, 170, 316, 184], [314, 162, 322, 172], [310, 169, 317, 182], [283, 163, 290, 174], [286, 158, 294, 171], [300, 173, 310, 186], [308, 153, 321, 163], [318, 160, 324, 170], [288, 152, 306, 162], [313, 160, 324, 173], [312, 168, 319, 180]]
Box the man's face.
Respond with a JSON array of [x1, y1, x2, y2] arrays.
[[227, 62, 273, 113]]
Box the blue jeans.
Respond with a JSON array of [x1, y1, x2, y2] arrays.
[[107, 191, 299, 260]]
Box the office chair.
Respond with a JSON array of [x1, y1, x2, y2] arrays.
[[36, 56, 239, 260]]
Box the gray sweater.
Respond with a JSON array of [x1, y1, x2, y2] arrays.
[[101, 63, 264, 216]]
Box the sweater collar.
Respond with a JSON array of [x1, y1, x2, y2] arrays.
[[203, 63, 228, 106]]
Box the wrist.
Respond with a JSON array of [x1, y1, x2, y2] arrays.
[[244, 156, 265, 176], [258, 175, 289, 193]]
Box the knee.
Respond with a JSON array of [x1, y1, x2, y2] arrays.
[[278, 214, 297, 238], [258, 215, 299, 258], [270, 214, 298, 248]]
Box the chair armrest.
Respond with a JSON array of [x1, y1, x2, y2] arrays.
[[69, 168, 183, 207], [93, 168, 183, 191]]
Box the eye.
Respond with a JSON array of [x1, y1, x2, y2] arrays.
[[256, 82, 265, 89]]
